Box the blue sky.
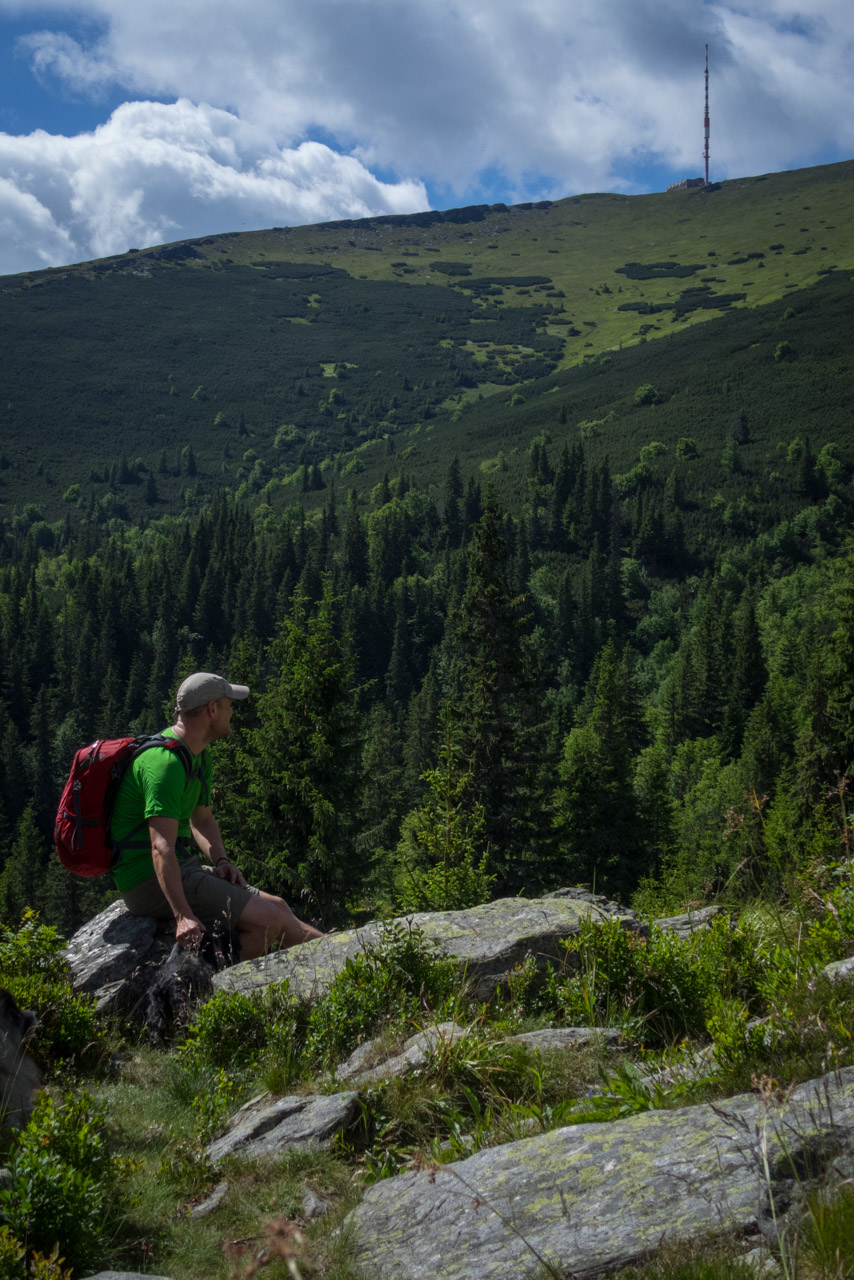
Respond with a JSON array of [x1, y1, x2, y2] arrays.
[[1, 0, 852, 276]]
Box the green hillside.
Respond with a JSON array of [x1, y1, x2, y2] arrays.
[[3, 161, 854, 1280], [1, 156, 854, 939], [1, 159, 853, 522]]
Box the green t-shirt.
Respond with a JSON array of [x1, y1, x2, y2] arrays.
[[110, 729, 212, 891]]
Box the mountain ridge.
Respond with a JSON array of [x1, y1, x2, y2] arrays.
[[1, 157, 853, 522]]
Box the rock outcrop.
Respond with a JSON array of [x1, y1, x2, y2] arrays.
[[63, 893, 728, 1042], [336, 1022, 469, 1085], [64, 900, 174, 1014], [0, 987, 41, 1131], [206, 1090, 360, 1163], [214, 895, 636, 1003], [346, 1066, 854, 1280]]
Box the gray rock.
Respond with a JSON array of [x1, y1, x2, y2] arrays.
[[302, 1185, 331, 1219], [742, 1246, 781, 1276], [82, 1274, 175, 1279], [0, 988, 41, 1132], [336, 1022, 469, 1084], [206, 1090, 360, 1163], [346, 1065, 854, 1280], [654, 905, 725, 938], [188, 1179, 229, 1219], [821, 954, 854, 984], [64, 900, 173, 1005], [508, 1027, 626, 1052], [214, 896, 628, 1003]]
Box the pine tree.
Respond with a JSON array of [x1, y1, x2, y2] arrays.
[[403, 662, 441, 802], [342, 490, 369, 588]]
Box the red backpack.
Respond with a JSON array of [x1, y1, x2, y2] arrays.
[[55, 735, 194, 877]]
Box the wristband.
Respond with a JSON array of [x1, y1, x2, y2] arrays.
[[214, 857, 231, 868]]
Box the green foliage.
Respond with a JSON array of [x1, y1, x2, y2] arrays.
[[228, 580, 363, 921], [567, 1061, 708, 1123], [797, 1184, 854, 1278], [635, 383, 665, 406], [177, 982, 296, 1073], [305, 921, 456, 1068], [0, 913, 105, 1076], [0, 1092, 129, 1275], [528, 914, 765, 1048], [801, 865, 854, 966], [395, 711, 495, 913], [614, 1240, 758, 1280], [190, 1067, 241, 1141], [0, 1231, 71, 1280]]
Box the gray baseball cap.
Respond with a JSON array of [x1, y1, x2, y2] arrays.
[[175, 672, 250, 711]]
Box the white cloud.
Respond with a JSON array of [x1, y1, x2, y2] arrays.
[[9, 0, 854, 187], [1, 0, 853, 272], [0, 174, 76, 271], [0, 99, 428, 274]]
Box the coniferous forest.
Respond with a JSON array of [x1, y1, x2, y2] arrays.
[[1, 163, 854, 935]]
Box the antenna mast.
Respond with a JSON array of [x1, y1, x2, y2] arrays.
[[704, 44, 710, 186]]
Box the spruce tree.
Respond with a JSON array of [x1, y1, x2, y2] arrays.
[[554, 642, 646, 900], [445, 491, 549, 892], [233, 582, 362, 924]]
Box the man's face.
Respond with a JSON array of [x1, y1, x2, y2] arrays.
[[210, 696, 235, 738]]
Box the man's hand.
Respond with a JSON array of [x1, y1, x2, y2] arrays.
[[214, 859, 248, 888], [175, 912, 205, 948]]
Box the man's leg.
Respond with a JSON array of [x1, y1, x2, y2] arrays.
[[235, 890, 323, 959], [171, 859, 322, 958]]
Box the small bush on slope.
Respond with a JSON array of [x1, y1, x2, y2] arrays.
[[0, 1091, 132, 1275]]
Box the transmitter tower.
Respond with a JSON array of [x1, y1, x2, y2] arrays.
[[704, 44, 710, 186]]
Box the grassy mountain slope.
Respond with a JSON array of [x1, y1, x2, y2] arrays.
[[0, 159, 852, 521]]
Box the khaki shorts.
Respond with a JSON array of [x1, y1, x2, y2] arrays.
[[121, 856, 259, 932]]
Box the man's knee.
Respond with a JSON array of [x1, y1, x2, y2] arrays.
[[238, 892, 320, 947]]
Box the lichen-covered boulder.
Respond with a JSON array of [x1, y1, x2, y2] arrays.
[[822, 954, 854, 984], [345, 1066, 854, 1280], [214, 895, 630, 1002]]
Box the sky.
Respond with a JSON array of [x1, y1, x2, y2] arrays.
[[1, 0, 853, 277]]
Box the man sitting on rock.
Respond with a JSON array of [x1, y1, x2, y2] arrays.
[[111, 672, 322, 959]]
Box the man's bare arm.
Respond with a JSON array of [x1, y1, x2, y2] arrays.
[[190, 806, 248, 887], [148, 816, 205, 945]]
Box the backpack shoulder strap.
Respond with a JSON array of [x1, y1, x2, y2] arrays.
[[135, 734, 210, 804], [110, 735, 204, 860], [131, 733, 193, 778]]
